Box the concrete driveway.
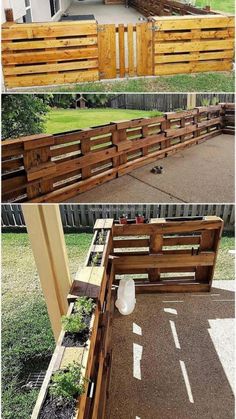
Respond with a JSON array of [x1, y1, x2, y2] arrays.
[[67, 134, 235, 203], [106, 280, 235, 419]]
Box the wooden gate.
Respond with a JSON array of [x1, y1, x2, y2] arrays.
[[98, 22, 154, 79]]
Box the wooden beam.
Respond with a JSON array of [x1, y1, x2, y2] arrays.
[[187, 93, 196, 109], [22, 204, 72, 340]]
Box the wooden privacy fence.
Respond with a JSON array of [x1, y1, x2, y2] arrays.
[[2, 103, 235, 203], [2, 15, 234, 88], [2, 204, 235, 231]]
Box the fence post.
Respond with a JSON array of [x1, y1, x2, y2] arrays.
[[22, 204, 72, 340], [22, 134, 56, 200], [149, 218, 165, 281]]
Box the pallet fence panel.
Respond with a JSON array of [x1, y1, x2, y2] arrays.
[[1, 205, 235, 231], [1, 104, 235, 203], [2, 21, 99, 88], [152, 15, 235, 76]]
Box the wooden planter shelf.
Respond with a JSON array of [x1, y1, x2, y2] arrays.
[[2, 104, 235, 203], [32, 216, 223, 418]]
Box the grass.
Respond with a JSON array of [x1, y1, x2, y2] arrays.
[[37, 72, 235, 94], [2, 231, 234, 418], [46, 108, 161, 134], [196, 0, 235, 13], [2, 232, 93, 419]]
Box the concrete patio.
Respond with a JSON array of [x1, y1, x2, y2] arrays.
[[66, 134, 235, 204], [106, 280, 235, 419], [64, 0, 145, 23]]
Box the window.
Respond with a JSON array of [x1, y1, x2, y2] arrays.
[[23, 0, 32, 22], [50, 0, 60, 17]]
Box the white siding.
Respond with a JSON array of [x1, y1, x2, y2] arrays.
[[2, 0, 73, 23]]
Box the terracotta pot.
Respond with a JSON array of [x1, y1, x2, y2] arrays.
[[135, 215, 145, 224], [119, 217, 128, 224]]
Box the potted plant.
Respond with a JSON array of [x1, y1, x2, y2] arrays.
[[135, 213, 145, 224], [39, 362, 86, 419], [119, 213, 128, 224]]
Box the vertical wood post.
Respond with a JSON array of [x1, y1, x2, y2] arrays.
[[187, 93, 196, 109], [22, 204, 72, 340], [5, 8, 14, 22], [149, 218, 165, 282]]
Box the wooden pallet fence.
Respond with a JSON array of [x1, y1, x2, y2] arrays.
[[2, 104, 234, 203], [112, 216, 224, 293], [129, 0, 216, 17], [2, 20, 99, 88], [2, 13, 234, 88], [152, 15, 235, 76], [220, 103, 235, 135]]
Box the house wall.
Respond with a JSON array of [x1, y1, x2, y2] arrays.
[[1, 0, 72, 23]]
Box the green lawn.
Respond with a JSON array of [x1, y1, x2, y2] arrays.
[[39, 72, 234, 94], [196, 0, 235, 13], [2, 232, 93, 419], [46, 108, 161, 134], [2, 231, 235, 418]]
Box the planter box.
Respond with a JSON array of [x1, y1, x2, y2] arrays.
[[31, 299, 100, 419]]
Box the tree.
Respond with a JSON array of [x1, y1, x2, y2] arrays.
[[2, 94, 50, 140]]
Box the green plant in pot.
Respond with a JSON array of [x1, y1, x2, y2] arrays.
[[49, 362, 86, 401], [74, 296, 95, 317], [62, 313, 87, 334]]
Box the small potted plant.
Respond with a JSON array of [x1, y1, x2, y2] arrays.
[[119, 213, 128, 224], [39, 362, 86, 418], [135, 213, 145, 224]]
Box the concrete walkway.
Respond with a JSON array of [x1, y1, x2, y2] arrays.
[[65, 0, 144, 23], [106, 280, 235, 419], [67, 134, 235, 203]]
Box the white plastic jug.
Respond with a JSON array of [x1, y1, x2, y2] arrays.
[[115, 279, 136, 315]]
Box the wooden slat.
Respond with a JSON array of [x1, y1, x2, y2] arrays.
[[136, 22, 153, 76], [127, 24, 135, 77], [2, 22, 98, 40], [118, 24, 125, 78], [98, 24, 116, 79]]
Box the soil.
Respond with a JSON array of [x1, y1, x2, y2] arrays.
[[39, 394, 76, 419], [62, 314, 91, 347]]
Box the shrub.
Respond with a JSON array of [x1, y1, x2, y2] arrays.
[[50, 362, 85, 400], [61, 314, 87, 334]]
